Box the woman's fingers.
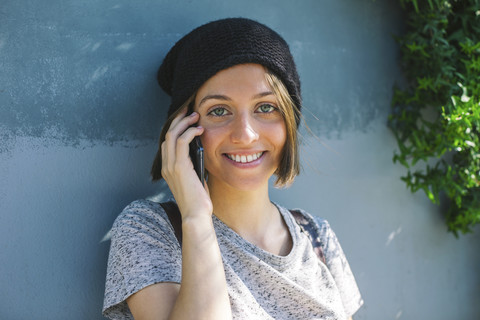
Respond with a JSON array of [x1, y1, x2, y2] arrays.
[[162, 110, 204, 183], [168, 110, 199, 141], [163, 111, 200, 171], [175, 125, 204, 163]]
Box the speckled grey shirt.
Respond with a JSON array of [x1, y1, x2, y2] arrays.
[[103, 200, 363, 319]]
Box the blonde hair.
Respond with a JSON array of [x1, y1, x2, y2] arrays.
[[264, 70, 300, 187], [151, 68, 301, 187]]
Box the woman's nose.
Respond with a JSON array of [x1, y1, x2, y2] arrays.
[[230, 113, 259, 145]]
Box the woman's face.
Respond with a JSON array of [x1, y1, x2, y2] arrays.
[[195, 63, 287, 191]]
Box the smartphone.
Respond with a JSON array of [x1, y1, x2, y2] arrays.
[[189, 136, 204, 186]]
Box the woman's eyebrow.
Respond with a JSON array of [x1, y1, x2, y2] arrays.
[[198, 91, 275, 107], [253, 91, 274, 99], [198, 94, 231, 107]]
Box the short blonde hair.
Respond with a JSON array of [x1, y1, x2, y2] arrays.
[[151, 68, 301, 187], [264, 70, 300, 187]]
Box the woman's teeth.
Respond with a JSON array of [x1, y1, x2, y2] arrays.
[[226, 152, 263, 163]]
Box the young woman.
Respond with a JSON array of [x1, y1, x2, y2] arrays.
[[103, 18, 363, 320]]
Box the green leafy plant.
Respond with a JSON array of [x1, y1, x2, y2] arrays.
[[389, 0, 480, 236]]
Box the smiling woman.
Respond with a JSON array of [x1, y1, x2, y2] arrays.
[[103, 18, 363, 320], [194, 64, 287, 193]]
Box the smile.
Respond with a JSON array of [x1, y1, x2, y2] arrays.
[[225, 152, 264, 163]]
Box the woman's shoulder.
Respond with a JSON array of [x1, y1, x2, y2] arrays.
[[120, 198, 165, 213], [111, 198, 174, 237], [114, 198, 166, 221], [104, 198, 182, 318], [278, 204, 331, 232]]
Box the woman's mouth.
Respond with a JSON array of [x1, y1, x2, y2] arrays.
[[225, 152, 264, 164]]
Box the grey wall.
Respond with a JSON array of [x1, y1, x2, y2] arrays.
[[1, 1, 479, 319]]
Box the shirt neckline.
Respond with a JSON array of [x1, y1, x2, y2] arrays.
[[212, 202, 301, 268]]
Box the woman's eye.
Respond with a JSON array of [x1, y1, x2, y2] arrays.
[[208, 107, 228, 117], [257, 104, 276, 113]]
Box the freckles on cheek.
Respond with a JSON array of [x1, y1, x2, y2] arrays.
[[199, 127, 224, 171], [199, 127, 221, 154], [269, 121, 287, 148]]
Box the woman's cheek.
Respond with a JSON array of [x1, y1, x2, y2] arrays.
[[199, 126, 226, 159], [266, 119, 287, 149]]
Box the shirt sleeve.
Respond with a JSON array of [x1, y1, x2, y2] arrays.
[[102, 200, 182, 320], [315, 217, 364, 317]]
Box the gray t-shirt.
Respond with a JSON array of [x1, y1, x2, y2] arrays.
[[103, 200, 363, 319]]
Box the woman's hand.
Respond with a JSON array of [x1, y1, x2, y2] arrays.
[[161, 108, 212, 220]]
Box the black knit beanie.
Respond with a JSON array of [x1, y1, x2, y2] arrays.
[[157, 18, 301, 122]]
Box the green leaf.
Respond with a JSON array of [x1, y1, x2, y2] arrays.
[[389, 0, 480, 235]]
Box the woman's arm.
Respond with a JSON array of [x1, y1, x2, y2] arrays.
[[171, 215, 231, 319], [126, 282, 179, 319], [127, 109, 231, 320]]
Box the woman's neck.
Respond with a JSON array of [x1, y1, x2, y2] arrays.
[[207, 178, 286, 247]]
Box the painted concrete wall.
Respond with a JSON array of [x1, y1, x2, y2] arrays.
[[1, 1, 479, 319]]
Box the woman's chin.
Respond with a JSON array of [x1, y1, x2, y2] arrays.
[[209, 174, 271, 193]]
